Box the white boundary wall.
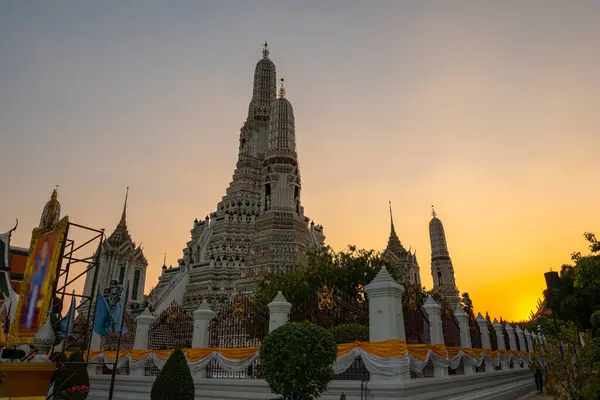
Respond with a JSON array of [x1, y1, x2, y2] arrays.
[[88, 368, 534, 400]]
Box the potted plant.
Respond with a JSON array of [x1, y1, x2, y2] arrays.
[[65, 384, 90, 400], [53, 351, 90, 400]]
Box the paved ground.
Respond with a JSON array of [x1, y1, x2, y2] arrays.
[[517, 391, 554, 399]]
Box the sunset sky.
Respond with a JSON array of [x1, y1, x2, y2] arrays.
[[1, 1, 599, 322]]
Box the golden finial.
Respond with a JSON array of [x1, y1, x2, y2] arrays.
[[279, 78, 286, 98], [262, 41, 269, 58], [431, 205, 437, 218]]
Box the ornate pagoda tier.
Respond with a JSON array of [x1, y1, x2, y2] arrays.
[[150, 44, 325, 313]]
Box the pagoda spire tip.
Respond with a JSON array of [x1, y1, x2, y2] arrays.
[[279, 78, 286, 98]]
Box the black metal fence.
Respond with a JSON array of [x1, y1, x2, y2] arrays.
[[441, 304, 461, 348], [206, 296, 268, 379], [148, 301, 194, 350], [290, 285, 370, 381], [468, 313, 482, 349]]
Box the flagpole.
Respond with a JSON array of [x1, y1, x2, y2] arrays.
[[108, 281, 129, 400]]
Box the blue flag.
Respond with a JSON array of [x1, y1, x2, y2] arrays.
[[92, 291, 111, 337], [59, 296, 76, 338], [111, 286, 128, 335]]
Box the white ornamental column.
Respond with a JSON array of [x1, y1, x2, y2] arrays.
[[454, 306, 475, 375], [423, 296, 447, 377], [89, 333, 102, 351], [131, 308, 155, 377], [192, 300, 216, 378], [476, 313, 494, 372], [364, 266, 409, 382], [133, 308, 155, 350], [268, 291, 291, 332], [492, 319, 509, 370], [515, 326, 527, 367]]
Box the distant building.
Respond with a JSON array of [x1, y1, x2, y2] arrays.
[[382, 202, 421, 286], [82, 189, 149, 315], [429, 207, 461, 308]]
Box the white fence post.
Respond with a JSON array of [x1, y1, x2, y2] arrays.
[[131, 308, 155, 377], [133, 308, 155, 350], [505, 323, 518, 351], [515, 326, 527, 367], [364, 266, 409, 382], [454, 306, 475, 375], [423, 296, 448, 377], [192, 300, 216, 379], [493, 319, 509, 370], [268, 291, 291, 332], [476, 313, 494, 372]]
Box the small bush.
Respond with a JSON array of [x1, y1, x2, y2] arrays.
[[150, 348, 195, 400], [329, 324, 368, 344], [260, 322, 338, 400]]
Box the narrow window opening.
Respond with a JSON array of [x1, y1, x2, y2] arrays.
[[265, 183, 271, 211]]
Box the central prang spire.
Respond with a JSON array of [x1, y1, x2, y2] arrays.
[[248, 42, 277, 122]]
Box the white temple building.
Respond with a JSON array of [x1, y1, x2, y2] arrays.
[[148, 44, 326, 314], [145, 45, 466, 316]]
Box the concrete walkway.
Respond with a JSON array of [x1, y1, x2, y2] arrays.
[[517, 391, 554, 399]]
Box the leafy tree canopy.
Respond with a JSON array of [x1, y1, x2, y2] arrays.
[[545, 232, 600, 332], [253, 246, 445, 314], [540, 321, 600, 399], [254, 246, 399, 310]]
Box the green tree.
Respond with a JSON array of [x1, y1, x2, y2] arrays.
[[260, 322, 338, 400], [545, 233, 600, 332], [540, 322, 600, 400], [150, 348, 195, 400], [253, 246, 408, 315]]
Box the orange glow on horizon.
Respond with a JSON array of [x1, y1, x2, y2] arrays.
[[2, 2, 599, 323]]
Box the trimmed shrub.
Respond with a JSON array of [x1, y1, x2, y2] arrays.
[[260, 322, 338, 400], [150, 348, 195, 400], [329, 323, 368, 344]]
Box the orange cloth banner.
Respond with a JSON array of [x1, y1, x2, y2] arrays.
[[84, 342, 534, 363]]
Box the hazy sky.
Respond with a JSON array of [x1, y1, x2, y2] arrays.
[[1, 1, 599, 321]]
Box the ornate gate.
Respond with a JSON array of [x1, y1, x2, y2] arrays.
[[101, 312, 137, 351], [441, 303, 461, 347], [98, 312, 137, 375], [290, 284, 369, 381], [148, 301, 193, 350], [402, 286, 431, 345], [468, 313, 482, 349], [206, 296, 268, 379]]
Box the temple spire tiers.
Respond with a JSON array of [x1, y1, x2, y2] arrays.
[[39, 186, 61, 229], [82, 187, 148, 316], [382, 202, 421, 285], [174, 45, 324, 312], [429, 206, 460, 308]]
